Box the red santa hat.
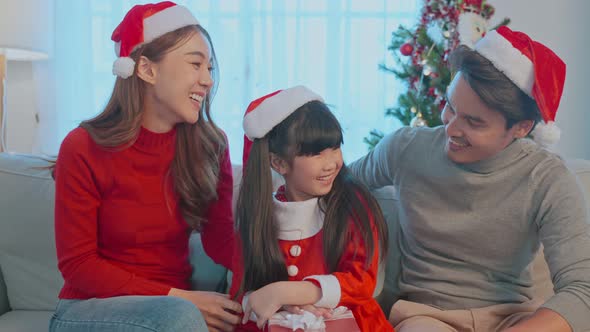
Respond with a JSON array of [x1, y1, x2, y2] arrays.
[[111, 1, 200, 79], [242, 85, 324, 166], [474, 26, 566, 147]]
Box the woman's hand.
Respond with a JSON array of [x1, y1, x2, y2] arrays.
[[242, 283, 283, 329], [169, 288, 242, 332], [283, 304, 332, 319]]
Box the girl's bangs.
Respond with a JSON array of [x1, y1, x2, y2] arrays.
[[292, 103, 343, 156]]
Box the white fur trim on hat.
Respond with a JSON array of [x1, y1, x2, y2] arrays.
[[532, 121, 561, 147], [243, 86, 324, 140], [112, 5, 199, 79], [143, 5, 200, 43], [303, 275, 341, 309], [113, 57, 136, 79], [474, 30, 535, 97]]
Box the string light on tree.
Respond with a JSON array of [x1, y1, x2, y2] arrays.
[[423, 64, 434, 76], [411, 112, 428, 127]]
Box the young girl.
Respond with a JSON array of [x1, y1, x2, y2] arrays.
[[229, 86, 394, 332], [50, 2, 241, 331]]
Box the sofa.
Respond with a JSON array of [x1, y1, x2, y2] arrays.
[[0, 153, 231, 332], [0, 152, 589, 332]]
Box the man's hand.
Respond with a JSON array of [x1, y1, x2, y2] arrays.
[[502, 308, 571, 332]]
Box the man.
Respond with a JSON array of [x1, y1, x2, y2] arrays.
[[350, 26, 590, 331]]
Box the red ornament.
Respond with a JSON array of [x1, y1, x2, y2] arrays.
[[463, 0, 483, 7], [400, 43, 414, 56]]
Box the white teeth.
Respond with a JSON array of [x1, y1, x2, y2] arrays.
[[190, 93, 203, 103], [450, 138, 468, 147]]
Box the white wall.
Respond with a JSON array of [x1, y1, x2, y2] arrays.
[[3, 0, 55, 155], [489, 0, 590, 159], [5, 61, 38, 152]]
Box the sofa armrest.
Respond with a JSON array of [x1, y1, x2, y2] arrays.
[[0, 267, 10, 315]]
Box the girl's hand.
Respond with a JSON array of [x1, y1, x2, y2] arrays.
[[242, 284, 283, 329], [283, 304, 332, 319], [168, 288, 242, 332]]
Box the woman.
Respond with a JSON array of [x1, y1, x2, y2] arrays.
[[50, 2, 240, 332]]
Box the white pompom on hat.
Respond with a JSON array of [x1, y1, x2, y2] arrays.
[[474, 26, 566, 147], [111, 1, 200, 79]]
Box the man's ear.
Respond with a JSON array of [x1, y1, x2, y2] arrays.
[[513, 120, 535, 138], [136, 56, 157, 85], [270, 153, 289, 175]]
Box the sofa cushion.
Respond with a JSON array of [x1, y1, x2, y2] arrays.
[[0, 310, 53, 332], [0, 153, 63, 311], [567, 159, 590, 198], [371, 186, 401, 311], [189, 233, 228, 292]]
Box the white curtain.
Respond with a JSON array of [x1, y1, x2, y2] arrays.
[[53, 0, 419, 163]]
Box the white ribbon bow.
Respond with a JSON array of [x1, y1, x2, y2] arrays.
[[268, 306, 353, 331]]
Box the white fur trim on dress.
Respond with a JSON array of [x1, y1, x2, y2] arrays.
[[474, 30, 534, 97], [143, 5, 200, 42], [243, 86, 324, 140], [531, 121, 561, 147], [273, 196, 324, 240], [303, 275, 341, 309], [113, 57, 136, 79]]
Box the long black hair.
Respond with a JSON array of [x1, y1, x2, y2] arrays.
[[236, 100, 388, 296]]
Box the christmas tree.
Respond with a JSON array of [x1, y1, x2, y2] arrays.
[[365, 0, 509, 149]]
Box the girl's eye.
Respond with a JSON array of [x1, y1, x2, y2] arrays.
[[192, 62, 201, 69], [208, 66, 214, 72]]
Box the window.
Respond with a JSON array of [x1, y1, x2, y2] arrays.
[[54, 0, 419, 163]]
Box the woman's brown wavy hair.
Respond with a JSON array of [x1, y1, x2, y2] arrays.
[[78, 25, 226, 230]]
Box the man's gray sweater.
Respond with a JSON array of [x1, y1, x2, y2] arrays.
[[349, 126, 590, 330]]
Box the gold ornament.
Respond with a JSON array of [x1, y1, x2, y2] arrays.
[[410, 112, 428, 127]]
